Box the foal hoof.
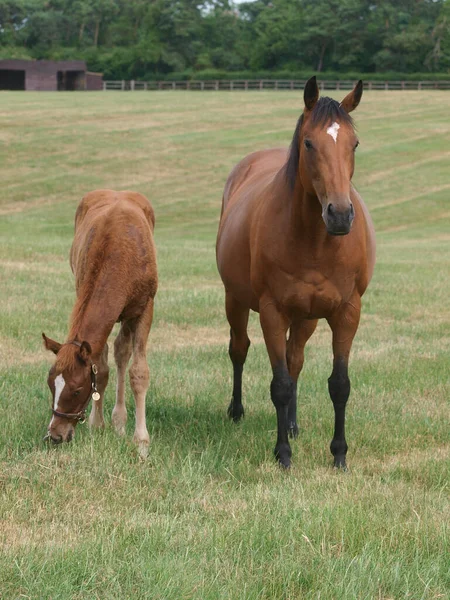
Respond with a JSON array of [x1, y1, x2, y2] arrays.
[[333, 456, 348, 471], [227, 401, 244, 423], [288, 422, 299, 439], [274, 444, 292, 469]]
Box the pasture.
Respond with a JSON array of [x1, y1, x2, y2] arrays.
[[0, 90, 449, 599]]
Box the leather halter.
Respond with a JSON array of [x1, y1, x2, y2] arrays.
[[51, 340, 99, 424]]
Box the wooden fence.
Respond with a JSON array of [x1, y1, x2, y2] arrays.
[[103, 79, 450, 91]]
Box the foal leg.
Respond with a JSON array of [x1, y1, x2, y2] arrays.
[[112, 322, 133, 436], [225, 292, 250, 422], [89, 343, 109, 428], [286, 319, 318, 438], [260, 299, 292, 468], [327, 296, 361, 469], [129, 299, 154, 458]]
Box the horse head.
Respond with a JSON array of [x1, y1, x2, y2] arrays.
[[297, 76, 363, 235], [42, 333, 97, 444]]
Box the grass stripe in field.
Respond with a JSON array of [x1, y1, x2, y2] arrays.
[[0, 91, 449, 599]]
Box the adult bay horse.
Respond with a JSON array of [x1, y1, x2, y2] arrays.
[[42, 189, 158, 457], [216, 77, 375, 469]]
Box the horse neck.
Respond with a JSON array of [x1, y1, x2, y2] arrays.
[[67, 285, 117, 357], [282, 174, 328, 249]]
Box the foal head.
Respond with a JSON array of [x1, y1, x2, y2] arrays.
[[42, 333, 96, 444], [287, 76, 363, 235]]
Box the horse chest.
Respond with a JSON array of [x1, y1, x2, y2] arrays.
[[277, 271, 349, 319]]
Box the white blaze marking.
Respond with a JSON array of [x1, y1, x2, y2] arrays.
[[326, 121, 340, 143], [54, 374, 65, 410]]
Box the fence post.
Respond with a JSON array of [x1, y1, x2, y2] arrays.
[[368, 81, 373, 91], [336, 80, 340, 90], [259, 80, 263, 90], [103, 80, 107, 91], [215, 80, 219, 91], [130, 80, 135, 91], [121, 80, 125, 91], [244, 80, 248, 91], [201, 81, 204, 91], [158, 81, 162, 90], [385, 81, 388, 90], [172, 81, 176, 90], [144, 82, 148, 91]]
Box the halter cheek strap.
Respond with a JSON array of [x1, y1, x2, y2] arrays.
[[50, 340, 100, 423]]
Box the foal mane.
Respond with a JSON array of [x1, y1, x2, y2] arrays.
[[285, 97, 354, 191], [55, 344, 79, 373]]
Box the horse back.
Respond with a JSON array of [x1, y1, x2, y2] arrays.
[[71, 189, 157, 307]]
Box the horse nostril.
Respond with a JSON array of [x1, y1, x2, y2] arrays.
[[51, 434, 63, 445], [349, 203, 354, 217], [66, 430, 74, 443], [327, 203, 334, 216]]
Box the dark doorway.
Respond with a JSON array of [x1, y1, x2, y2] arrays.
[[0, 69, 25, 90], [57, 70, 85, 91]]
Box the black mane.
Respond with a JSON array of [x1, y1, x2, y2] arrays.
[[285, 97, 354, 191]]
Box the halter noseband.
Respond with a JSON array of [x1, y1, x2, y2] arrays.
[[50, 340, 100, 424]]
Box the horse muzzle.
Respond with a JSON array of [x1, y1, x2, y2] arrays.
[[323, 201, 354, 236]]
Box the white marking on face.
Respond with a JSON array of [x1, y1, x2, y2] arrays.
[[326, 121, 340, 143], [54, 374, 65, 411]]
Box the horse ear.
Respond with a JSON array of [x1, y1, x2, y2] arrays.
[[42, 333, 62, 355], [78, 341, 92, 363], [304, 76, 319, 111], [340, 80, 363, 113]]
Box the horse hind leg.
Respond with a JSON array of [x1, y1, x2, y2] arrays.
[[112, 321, 133, 435], [129, 299, 154, 459], [225, 293, 250, 422], [286, 319, 318, 438]]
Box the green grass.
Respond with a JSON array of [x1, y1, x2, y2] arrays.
[[0, 90, 449, 600]]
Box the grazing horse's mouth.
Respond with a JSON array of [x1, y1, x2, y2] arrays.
[[43, 432, 64, 445]]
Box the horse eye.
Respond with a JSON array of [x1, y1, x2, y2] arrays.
[[304, 139, 313, 150], [73, 390, 81, 397]]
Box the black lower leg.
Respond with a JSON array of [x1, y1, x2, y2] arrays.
[[328, 358, 350, 469], [271, 364, 294, 468], [227, 332, 249, 422], [228, 361, 245, 422], [287, 382, 298, 438]]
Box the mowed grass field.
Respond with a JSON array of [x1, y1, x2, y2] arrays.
[[0, 90, 449, 599]]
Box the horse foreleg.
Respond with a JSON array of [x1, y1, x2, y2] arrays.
[[327, 296, 361, 469], [225, 293, 250, 422], [286, 319, 318, 438], [260, 299, 292, 468], [89, 343, 109, 428], [129, 299, 154, 458], [112, 322, 133, 435]]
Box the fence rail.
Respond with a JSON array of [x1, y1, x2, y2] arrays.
[[103, 79, 450, 91]]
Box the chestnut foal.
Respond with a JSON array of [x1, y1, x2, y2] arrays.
[[217, 77, 376, 468], [43, 190, 157, 457]]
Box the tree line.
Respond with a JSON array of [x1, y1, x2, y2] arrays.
[[1, 0, 449, 80]]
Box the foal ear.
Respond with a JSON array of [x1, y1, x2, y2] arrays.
[[340, 80, 363, 113], [304, 76, 319, 111], [42, 333, 62, 355], [78, 341, 92, 363]]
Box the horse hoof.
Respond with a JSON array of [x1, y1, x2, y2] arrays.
[[274, 444, 291, 469], [227, 401, 244, 423], [288, 422, 299, 439], [135, 438, 150, 460], [333, 456, 347, 471]]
